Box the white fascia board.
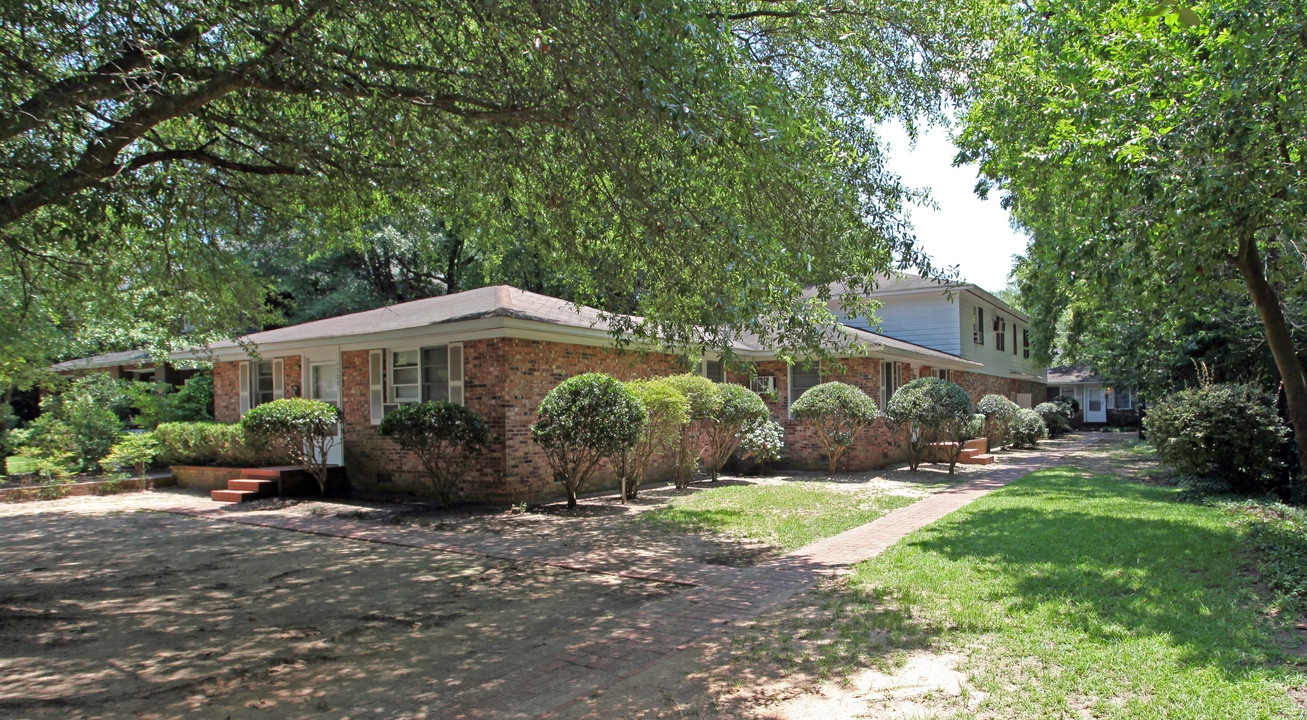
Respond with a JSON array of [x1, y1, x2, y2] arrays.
[[964, 287, 1032, 324]]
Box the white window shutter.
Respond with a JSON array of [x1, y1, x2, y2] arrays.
[[272, 358, 284, 399], [449, 343, 464, 406], [238, 361, 251, 415], [369, 350, 384, 425]]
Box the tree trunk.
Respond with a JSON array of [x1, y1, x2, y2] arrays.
[[1235, 233, 1307, 484]]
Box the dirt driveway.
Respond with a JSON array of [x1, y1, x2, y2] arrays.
[[0, 497, 678, 719]]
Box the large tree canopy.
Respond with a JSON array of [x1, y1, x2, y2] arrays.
[[1, 0, 985, 375], [958, 0, 1307, 480]]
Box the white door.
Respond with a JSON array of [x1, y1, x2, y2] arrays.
[[303, 349, 344, 467], [1085, 384, 1107, 424]]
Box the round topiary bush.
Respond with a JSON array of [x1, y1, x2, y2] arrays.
[[738, 417, 785, 467], [1034, 401, 1073, 438], [977, 394, 1020, 448], [703, 383, 769, 481], [1009, 408, 1047, 448], [379, 401, 490, 506], [532, 373, 645, 507], [791, 381, 880, 473], [884, 378, 973, 472], [622, 379, 690, 499], [661, 374, 721, 487], [241, 398, 342, 495], [1144, 383, 1288, 494]]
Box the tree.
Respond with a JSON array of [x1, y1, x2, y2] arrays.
[[958, 0, 1307, 484], [790, 381, 880, 473], [1, 0, 986, 372], [241, 398, 342, 495], [531, 373, 644, 508], [703, 384, 769, 482], [884, 378, 973, 473], [379, 401, 490, 506], [622, 379, 690, 500], [661, 374, 721, 488]]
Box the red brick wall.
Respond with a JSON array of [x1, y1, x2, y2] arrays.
[[214, 361, 240, 423]]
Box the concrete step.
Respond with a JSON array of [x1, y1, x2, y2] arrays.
[[963, 437, 989, 454], [228, 478, 277, 494], [211, 489, 259, 503], [958, 448, 980, 459], [960, 453, 995, 465]]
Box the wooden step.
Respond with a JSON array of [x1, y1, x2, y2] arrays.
[[228, 478, 277, 494], [211, 489, 259, 503], [960, 453, 995, 465]]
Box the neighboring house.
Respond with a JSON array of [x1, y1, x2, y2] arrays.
[[51, 349, 200, 388], [188, 284, 1037, 503], [823, 274, 1048, 406], [1046, 364, 1139, 426]]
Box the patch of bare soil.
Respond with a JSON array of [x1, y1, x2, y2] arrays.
[[0, 504, 679, 719]]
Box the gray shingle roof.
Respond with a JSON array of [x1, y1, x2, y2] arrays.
[[1046, 364, 1104, 384], [51, 349, 154, 371]]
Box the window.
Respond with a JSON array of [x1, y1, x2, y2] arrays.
[[936, 368, 950, 382], [701, 358, 725, 383], [789, 362, 821, 408], [1012, 324, 1019, 355], [993, 316, 1006, 352], [387, 344, 464, 411], [1113, 389, 1135, 410], [880, 360, 901, 409], [972, 307, 985, 345], [1023, 329, 1030, 359], [253, 361, 275, 407]]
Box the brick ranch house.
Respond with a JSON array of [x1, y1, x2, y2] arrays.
[[188, 285, 1046, 503]]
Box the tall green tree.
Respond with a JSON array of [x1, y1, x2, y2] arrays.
[[960, 1, 1307, 480], [1, 0, 985, 367]]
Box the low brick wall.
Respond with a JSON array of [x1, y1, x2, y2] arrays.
[[171, 466, 249, 491], [0, 475, 176, 503]]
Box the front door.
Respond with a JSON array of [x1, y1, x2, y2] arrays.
[[1084, 384, 1107, 424], [303, 349, 344, 466]]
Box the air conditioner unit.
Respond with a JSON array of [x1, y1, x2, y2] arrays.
[[751, 376, 776, 395]]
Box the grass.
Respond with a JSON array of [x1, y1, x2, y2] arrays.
[[4, 455, 36, 475], [640, 482, 918, 551], [808, 466, 1306, 718]]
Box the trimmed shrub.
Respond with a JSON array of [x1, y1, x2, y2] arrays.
[[791, 381, 880, 473], [241, 398, 343, 495], [1009, 408, 1047, 447], [379, 401, 490, 506], [1051, 394, 1079, 425], [661, 374, 720, 488], [155, 421, 270, 466], [1144, 383, 1288, 493], [977, 394, 1020, 448], [885, 378, 974, 473], [102, 432, 160, 479], [622, 379, 689, 499], [1034, 401, 1073, 438], [965, 413, 986, 439], [703, 383, 769, 481], [531, 373, 645, 507], [738, 417, 785, 467]]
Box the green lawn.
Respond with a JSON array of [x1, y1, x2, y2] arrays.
[[640, 482, 917, 551], [817, 467, 1306, 718], [4, 455, 36, 475]]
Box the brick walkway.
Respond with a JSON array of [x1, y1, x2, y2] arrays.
[[147, 434, 1099, 719]]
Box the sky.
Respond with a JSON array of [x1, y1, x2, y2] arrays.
[[878, 123, 1029, 294]]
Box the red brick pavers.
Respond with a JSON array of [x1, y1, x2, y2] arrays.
[[145, 435, 1100, 719]]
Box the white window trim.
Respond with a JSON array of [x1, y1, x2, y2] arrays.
[[881, 360, 901, 410], [787, 361, 821, 417], [700, 357, 726, 383], [238, 361, 251, 415], [384, 342, 466, 411], [272, 358, 285, 400], [369, 350, 385, 425]]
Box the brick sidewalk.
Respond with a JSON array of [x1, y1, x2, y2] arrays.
[[147, 434, 1100, 719]]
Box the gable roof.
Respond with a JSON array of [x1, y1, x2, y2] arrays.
[[196, 285, 982, 368], [1046, 364, 1105, 384]]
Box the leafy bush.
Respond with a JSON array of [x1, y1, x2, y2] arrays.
[[703, 383, 769, 481], [379, 401, 490, 506], [1009, 408, 1047, 447], [0, 402, 16, 457], [101, 432, 160, 479], [661, 374, 720, 488], [531, 373, 644, 507], [884, 378, 973, 473], [1034, 401, 1073, 438], [1144, 383, 1288, 493], [154, 421, 270, 465], [622, 379, 689, 499], [738, 417, 785, 467], [242, 398, 343, 495], [14, 414, 78, 476], [1051, 394, 1079, 425], [132, 373, 215, 427], [977, 394, 1020, 448], [965, 413, 986, 439], [791, 381, 880, 473]]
